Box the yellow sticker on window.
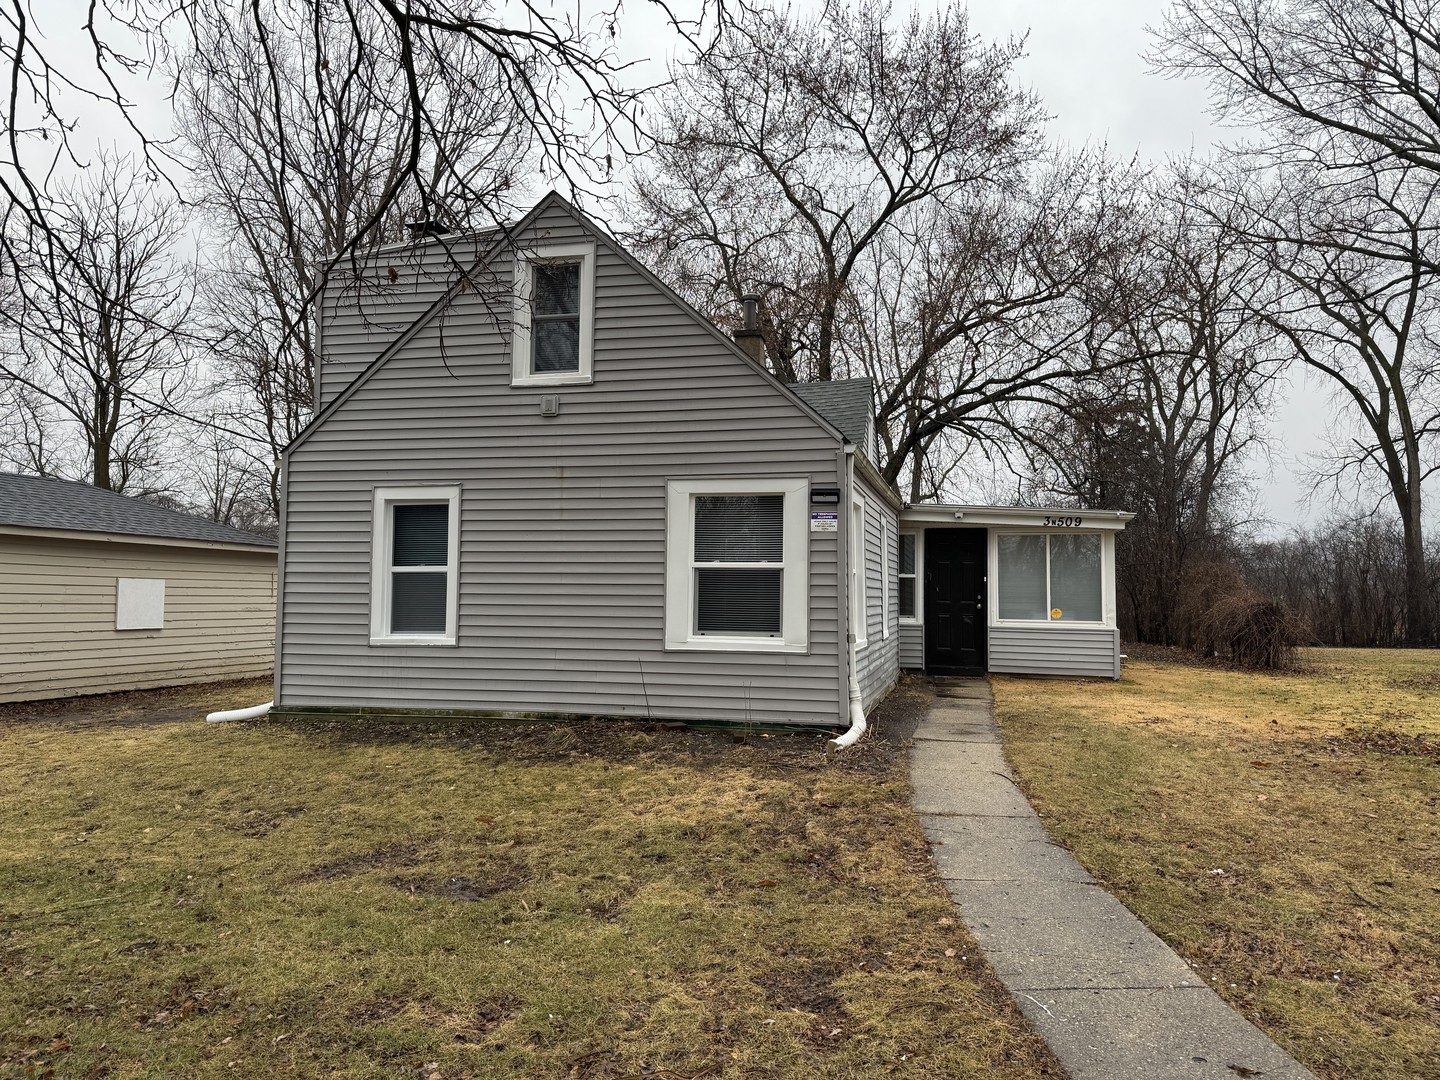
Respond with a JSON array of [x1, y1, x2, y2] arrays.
[[1050, 608, 1063, 620]]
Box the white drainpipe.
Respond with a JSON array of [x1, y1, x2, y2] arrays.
[[206, 701, 273, 723], [828, 444, 867, 754]]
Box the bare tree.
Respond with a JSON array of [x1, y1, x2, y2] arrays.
[[0, 0, 705, 442], [176, 0, 531, 514], [0, 155, 194, 493], [1222, 158, 1440, 642], [844, 153, 1148, 495], [630, 0, 1045, 384], [1033, 167, 1282, 643], [1153, 0, 1440, 183]]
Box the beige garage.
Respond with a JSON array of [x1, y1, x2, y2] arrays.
[[0, 472, 277, 704]]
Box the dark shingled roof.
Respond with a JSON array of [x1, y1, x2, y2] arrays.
[[788, 378, 874, 447], [0, 472, 277, 548]]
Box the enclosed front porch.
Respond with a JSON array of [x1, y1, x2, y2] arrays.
[[895, 505, 1134, 679]]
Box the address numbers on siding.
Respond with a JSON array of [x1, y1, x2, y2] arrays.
[[1042, 516, 1084, 527]]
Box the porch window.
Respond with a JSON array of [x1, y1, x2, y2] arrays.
[[996, 533, 1102, 623], [665, 478, 809, 652], [370, 486, 461, 645], [898, 532, 917, 619]]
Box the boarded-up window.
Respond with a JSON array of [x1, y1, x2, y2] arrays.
[[116, 578, 165, 630]]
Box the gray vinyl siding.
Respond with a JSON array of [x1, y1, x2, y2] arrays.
[[282, 203, 846, 726], [1, 534, 276, 702], [899, 624, 924, 669], [854, 476, 899, 711], [987, 624, 1120, 679], [317, 237, 494, 409]]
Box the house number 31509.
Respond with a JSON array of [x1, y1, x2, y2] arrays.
[[1042, 516, 1083, 527]]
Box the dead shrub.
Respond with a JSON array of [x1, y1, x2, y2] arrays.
[[1174, 560, 1308, 670]]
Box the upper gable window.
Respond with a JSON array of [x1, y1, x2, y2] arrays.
[[511, 241, 595, 387]]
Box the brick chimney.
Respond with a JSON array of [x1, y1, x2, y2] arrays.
[[733, 293, 766, 365]]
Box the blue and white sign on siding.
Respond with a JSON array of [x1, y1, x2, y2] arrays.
[[810, 511, 839, 533]]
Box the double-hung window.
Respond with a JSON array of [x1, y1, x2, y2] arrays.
[[995, 532, 1104, 624], [665, 478, 809, 652], [898, 532, 918, 620], [370, 486, 461, 645], [511, 241, 595, 387]]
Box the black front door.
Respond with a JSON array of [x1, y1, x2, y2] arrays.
[[924, 528, 987, 675]]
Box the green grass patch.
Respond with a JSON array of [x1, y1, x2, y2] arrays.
[[993, 648, 1440, 1080], [0, 679, 1060, 1080]]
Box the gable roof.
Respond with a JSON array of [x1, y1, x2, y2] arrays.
[[0, 472, 277, 549], [789, 379, 874, 448], [288, 191, 849, 455]]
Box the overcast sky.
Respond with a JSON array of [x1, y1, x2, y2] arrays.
[[46, 0, 1375, 530]]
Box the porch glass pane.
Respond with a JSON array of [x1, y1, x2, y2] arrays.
[[997, 534, 1047, 621], [1049, 533, 1102, 622], [898, 577, 916, 619]]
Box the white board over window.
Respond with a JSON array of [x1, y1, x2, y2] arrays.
[[116, 578, 165, 630]]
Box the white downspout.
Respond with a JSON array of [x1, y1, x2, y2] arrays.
[[829, 444, 867, 754], [206, 702, 273, 723]]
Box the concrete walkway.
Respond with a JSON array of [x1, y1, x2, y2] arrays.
[[912, 678, 1317, 1080]]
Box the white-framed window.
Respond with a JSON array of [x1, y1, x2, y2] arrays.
[[850, 495, 867, 647], [511, 241, 596, 387], [664, 478, 809, 653], [898, 531, 919, 621], [993, 531, 1105, 625], [370, 485, 461, 646]]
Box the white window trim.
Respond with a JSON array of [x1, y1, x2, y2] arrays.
[[665, 477, 809, 654], [898, 530, 922, 624], [370, 485, 462, 646], [510, 240, 596, 387], [987, 528, 1114, 630], [851, 495, 868, 648]]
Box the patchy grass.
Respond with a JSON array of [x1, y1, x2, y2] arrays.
[[992, 648, 1440, 1080], [0, 677, 1060, 1080]]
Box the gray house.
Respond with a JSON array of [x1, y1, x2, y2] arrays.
[[273, 193, 1132, 733]]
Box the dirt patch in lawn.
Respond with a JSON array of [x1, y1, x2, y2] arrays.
[[0, 676, 1062, 1080], [0, 676, 273, 728], [994, 647, 1440, 1080]]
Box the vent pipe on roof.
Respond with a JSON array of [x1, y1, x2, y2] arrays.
[[733, 293, 766, 365], [405, 220, 451, 240]]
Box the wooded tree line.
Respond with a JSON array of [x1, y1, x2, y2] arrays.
[[1, 0, 1438, 643]]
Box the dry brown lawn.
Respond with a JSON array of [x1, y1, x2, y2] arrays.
[[0, 678, 1062, 1080], [993, 647, 1440, 1080]]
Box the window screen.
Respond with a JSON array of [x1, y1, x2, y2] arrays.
[[693, 494, 784, 636], [391, 503, 448, 634], [898, 533, 917, 618], [1049, 533, 1102, 622], [532, 262, 581, 373], [997, 534, 1048, 621]]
